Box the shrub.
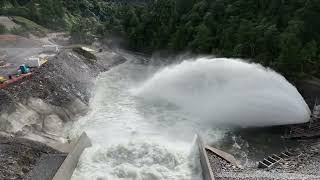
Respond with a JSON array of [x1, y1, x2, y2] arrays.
[[0, 24, 7, 34]]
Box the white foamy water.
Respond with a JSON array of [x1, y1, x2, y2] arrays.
[[133, 57, 310, 127], [69, 61, 213, 180], [69, 57, 310, 180]]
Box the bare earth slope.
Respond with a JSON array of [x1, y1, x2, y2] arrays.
[[0, 33, 127, 179]]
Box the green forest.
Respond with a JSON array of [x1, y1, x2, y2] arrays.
[[1, 0, 320, 79]]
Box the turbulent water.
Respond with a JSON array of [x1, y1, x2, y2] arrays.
[[69, 56, 310, 180]]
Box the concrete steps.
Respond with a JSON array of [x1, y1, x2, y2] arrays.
[[258, 151, 293, 169]]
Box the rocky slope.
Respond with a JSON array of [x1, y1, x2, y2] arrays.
[[0, 45, 127, 179], [0, 47, 126, 143]]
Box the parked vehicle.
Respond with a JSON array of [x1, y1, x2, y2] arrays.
[[0, 76, 7, 83]]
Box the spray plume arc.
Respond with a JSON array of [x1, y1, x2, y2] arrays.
[[133, 57, 311, 127]]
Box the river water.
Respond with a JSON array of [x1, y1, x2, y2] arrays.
[[68, 55, 310, 180]]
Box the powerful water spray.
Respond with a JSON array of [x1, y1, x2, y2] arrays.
[[70, 57, 310, 179], [133, 57, 310, 127]]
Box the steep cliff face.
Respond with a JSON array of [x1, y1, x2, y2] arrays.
[[0, 49, 126, 143]]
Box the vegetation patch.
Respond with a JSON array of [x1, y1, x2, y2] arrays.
[[1, 0, 319, 80], [10, 16, 49, 37], [72, 46, 97, 63], [0, 24, 7, 34]]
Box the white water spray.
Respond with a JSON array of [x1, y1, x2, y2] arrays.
[[70, 56, 310, 180], [70, 62, 206, 180], [133, 57, 310, 127]]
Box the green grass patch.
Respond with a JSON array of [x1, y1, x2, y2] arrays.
[[11, 16, 49, 37]]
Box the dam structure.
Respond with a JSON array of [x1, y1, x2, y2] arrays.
[[0, 38, 318, 179], [68, 57, 312, 179]]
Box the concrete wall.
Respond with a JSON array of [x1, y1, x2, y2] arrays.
[[52, 132, 92, 180], [196, 135, 215, 180]]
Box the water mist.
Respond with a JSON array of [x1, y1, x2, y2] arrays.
[[133, 57, 310, 127], [70, 57, 310, 180]]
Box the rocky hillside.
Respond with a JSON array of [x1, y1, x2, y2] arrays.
[[0, 47, 126, 143]]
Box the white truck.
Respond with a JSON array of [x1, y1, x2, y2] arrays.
[[42, 45, 59, 53], [26, 57, 41, 67]]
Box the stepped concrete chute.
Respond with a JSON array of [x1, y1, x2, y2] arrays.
[[52, 132, 92, 180], [196, 134, 215, 180]]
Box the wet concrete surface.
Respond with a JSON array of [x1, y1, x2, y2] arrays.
[[25, 154, 67, 180]]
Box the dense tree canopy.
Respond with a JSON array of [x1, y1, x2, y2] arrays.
[[1, 0, 320, 79]]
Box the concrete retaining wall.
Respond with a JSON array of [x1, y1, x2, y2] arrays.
[[196, 135, 215, 180], [52, 132, 92, 180]]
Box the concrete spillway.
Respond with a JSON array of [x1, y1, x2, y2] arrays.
[[69, 57, 310, 179]]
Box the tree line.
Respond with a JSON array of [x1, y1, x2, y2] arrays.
[[1, 0, 320, 79]]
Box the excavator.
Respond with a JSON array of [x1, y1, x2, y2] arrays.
[[0, 64, 31, 88], [0, 58, 47, 88]]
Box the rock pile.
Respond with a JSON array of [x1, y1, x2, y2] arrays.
[[207, 140, 320, 179], [271, 141, 320, 176], [206, 149, 242, 174]]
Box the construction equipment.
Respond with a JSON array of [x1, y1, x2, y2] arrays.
[[25, 56, 48, 68], [0, 72, 32, 89], [19, 64, 30, 74], [0, 76, 7, 83], [26, 57, 41, 67], [42, 45, 59, 53], [40, 57, 48, 66]]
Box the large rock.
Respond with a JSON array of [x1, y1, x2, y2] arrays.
[[28, 97, 54, 115], [43, 114, 63, 135], [3, 103, 40, 133]]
